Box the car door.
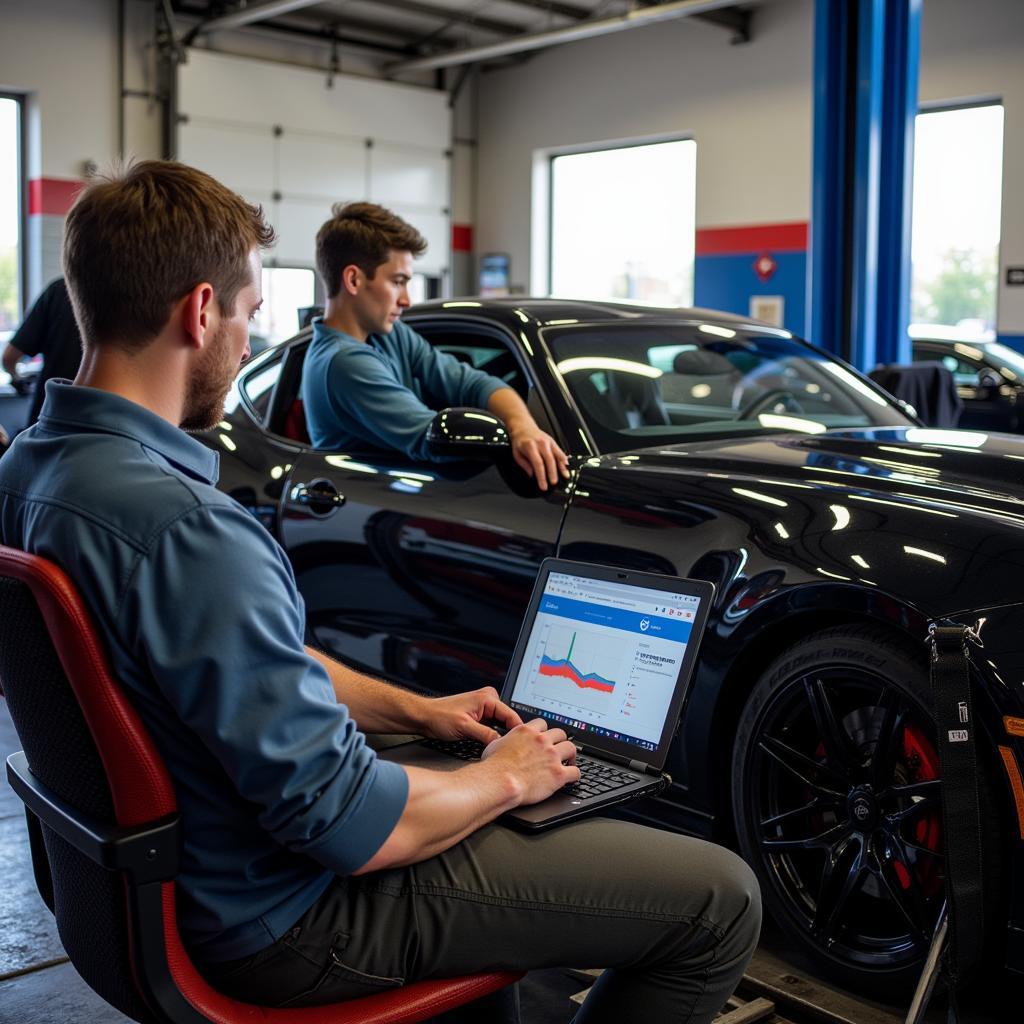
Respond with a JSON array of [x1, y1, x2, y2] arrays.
[[279, 321, 569, 696]]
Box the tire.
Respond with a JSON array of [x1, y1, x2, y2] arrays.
[[731, 624, 1002, 995]]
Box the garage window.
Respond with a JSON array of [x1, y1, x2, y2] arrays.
[[911, 103, 1004, 332], [252, 267, 317, 348], [0, 95, 22, 336], [549, 139, 696, 308]]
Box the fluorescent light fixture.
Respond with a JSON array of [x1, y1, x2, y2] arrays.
[[325, 456, 377, 473], [905, 428, 988, 449], [851, 554, 870, 569], [442, 301, 482, 308], [816, 567, 851, 580], [774, 521, 790, 539]]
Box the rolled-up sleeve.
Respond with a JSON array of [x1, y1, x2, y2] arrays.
[[118, 503, 408, 875]]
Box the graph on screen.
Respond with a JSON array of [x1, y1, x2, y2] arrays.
[[524, 623, 629, 717]]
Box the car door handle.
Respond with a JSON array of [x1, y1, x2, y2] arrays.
[[289, 479, 346, 515]]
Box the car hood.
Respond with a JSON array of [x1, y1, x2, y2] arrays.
[[612, 426, 1024, 515]]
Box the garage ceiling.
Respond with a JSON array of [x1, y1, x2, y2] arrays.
[[168, 0, 752, 69]]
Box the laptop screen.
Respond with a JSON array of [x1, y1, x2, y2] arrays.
[[506, 567, 709, 762]]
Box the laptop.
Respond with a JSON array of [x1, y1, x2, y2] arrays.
[[380, 558, 715, 831]]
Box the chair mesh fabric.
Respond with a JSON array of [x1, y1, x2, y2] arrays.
[[0, 576, 156, 1023]]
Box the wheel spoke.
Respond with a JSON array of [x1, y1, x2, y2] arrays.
[[869, 837, 931, 945], [764, 821, 848, 853], [870, 687, 907, 788], [804, 677, 855, 777], [884, 778, 941, 801], [758, 735, 847, 795], [812, 833, 865, 944], [759, 798, 842, 831], [888, 794, 941, 826], [897, 835, 944, 861]]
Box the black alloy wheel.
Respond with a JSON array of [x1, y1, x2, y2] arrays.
[[731, 624, 984, 994]]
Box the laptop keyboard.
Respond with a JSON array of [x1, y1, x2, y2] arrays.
[[420, 739, 642, 801]]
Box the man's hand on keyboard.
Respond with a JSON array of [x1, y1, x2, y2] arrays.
[[481, 718, 581, 806], [421, 687, 524, 745]]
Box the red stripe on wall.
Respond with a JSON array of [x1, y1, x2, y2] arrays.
[[27, 177, 85, 217], [452, 223, 473, 253], [696, 221, 808, 256]]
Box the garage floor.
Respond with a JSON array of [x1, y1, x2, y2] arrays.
[[0, 684, 988, 1024]]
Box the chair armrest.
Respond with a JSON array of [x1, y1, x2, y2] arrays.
[[6, 751, 180, 884]]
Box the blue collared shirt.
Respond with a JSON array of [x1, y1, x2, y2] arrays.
[[302, 318, 506, 457], [0, 381, 409, 962]]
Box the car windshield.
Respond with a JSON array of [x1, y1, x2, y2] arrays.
[[985, 342, 1024, 380], [544, 322, 912, 453]]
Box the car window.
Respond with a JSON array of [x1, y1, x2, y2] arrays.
[[416, 327, 529, 399], [238, 349, 285, 425], [912, 345, 981, 386], [545, 323, 911, 453]]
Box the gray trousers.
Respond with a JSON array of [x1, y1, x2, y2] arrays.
[[205, 817, 761, 1023]]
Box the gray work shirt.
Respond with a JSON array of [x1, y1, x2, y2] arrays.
[[0, 381, 409, 962]]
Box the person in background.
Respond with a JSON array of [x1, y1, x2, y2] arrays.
[[3, 277, 82, 429], [302, 202, 570, 490]]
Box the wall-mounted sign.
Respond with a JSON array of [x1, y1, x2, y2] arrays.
[[750, 295, 785, 327], [1007, 267, 1024, 286], [753, 253, 777, 283]]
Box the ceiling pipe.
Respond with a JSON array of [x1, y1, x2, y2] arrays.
[[387, 0, 752, 74], [190, 0, 326, 37]]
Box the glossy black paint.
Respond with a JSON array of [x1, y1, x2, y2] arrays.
[[204, 298, 1024, 977]]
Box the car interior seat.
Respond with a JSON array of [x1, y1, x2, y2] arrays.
[[0, 544, 522, 1024], [604, 370, 671, 428]]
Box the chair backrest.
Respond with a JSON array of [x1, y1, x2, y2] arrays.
[[0, 546, 177, 1022], [605, 370, 671, 427], [0, 545, 524, 1024]]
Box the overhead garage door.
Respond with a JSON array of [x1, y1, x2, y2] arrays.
[[176, 49, 451, 277]]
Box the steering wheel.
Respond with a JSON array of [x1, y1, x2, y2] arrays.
[[736, 388, 806, 420]]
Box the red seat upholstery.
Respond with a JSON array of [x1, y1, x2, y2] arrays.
[[0, 545, 521, 1023], [283, 398, 311, 444]]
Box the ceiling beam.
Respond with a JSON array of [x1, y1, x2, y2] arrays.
[[369, 0, 524, 37], [188, 0, 326, 37], [388, 0, 753, 74], [693, 7, 752, 42], [497, 0, 592, 21]]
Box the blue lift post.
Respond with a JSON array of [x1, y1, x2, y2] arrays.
[[809, 0, 921, 373]]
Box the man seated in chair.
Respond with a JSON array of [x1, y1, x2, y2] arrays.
[[302, 202, 570, 491], [0, 161, 760, 1022]]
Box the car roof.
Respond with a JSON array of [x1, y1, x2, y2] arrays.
[[410, 296, 773, 329]]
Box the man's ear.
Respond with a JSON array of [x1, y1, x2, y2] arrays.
[[182, 282, 217, 349], [340, 264, 362, 297]]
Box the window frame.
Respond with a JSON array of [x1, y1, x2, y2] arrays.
[[0, 92, 26, 329], [546, 135, 697, 302]]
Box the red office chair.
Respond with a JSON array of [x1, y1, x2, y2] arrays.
[[0, 545, 521, 1023]]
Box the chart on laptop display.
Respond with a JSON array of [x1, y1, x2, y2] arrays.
[[510, 572, 701, 751]]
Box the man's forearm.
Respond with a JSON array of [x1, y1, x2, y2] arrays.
[[2, 343, 24, 375], [306, 646, 429, 734], [354, 761, 521, 873], [487, 385, 532, 429]]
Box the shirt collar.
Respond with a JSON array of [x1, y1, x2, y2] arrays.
[[37, 379, 221, 484]]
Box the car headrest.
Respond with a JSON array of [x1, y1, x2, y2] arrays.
[[672, 348, 736, 375]]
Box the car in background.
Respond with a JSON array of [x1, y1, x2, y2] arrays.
[[202, 299, 1024, 994], [910, 323, 1024, 432]]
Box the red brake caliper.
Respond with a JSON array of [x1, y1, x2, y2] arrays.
[[892, 724, 942, 895]]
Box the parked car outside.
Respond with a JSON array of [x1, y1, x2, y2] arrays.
[[202, 299, 1024, 994], [911, 323, 1024, 432]]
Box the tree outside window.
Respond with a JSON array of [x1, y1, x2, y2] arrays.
[[911, 104, 1004, 336]]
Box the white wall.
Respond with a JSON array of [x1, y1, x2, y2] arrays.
[[475, 0, 814, 294], [474, 0, 1024, 335]]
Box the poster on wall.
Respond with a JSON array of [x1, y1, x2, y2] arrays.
[[750, 295, 785, 327]]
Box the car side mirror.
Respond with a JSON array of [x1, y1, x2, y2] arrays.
[[426, 407, 511, 459]]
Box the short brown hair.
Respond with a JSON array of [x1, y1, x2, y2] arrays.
[[316, 202, 426, 298], [63, 160, 275, 351]]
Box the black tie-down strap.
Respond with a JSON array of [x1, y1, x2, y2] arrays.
[[929, 624, 985, 990]]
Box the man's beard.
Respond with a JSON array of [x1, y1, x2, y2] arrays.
[[181, 321, 238, 432]]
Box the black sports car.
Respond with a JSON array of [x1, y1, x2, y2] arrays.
[[911, 328, 1024, 433], [204, 299, 1024, 993]]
